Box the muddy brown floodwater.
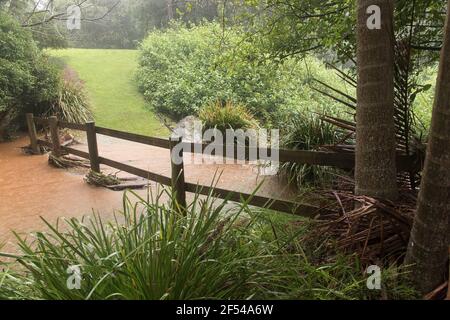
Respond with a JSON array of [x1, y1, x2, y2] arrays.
[[0, 133, 295, 251], [0, 136, 132, 251]]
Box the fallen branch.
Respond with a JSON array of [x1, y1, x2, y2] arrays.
[[105, 180, 149, 191]]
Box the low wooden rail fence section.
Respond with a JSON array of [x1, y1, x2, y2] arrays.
[[25, 113, 416, 218]]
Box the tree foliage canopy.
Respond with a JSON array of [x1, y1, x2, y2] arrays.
[[239, 0, 447, 66]]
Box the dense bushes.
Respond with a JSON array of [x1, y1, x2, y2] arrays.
[[137, 24, 242, 120], [137, 23, 351, 124], [0, 12, 91, 139], [0, 12, 61, 139]]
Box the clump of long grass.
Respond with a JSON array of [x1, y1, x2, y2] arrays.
[[279, 113, 346, 189], [199, 100, 259, 133], [47, 67, 93, 124], [0, 186, 417, 300]]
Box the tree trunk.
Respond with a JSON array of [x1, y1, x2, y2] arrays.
[[355, 0, 398, 200], [405, 0, 450, 295], [167, 0, 174, 21]]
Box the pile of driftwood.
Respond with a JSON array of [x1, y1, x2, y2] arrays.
[[84, 170, 150, 191], [22, 129, 91, 169], [308, 185, 450, 299], [48, 152, 90, 169], [84, 170, 120, 187], [311, 189, 416, 266]]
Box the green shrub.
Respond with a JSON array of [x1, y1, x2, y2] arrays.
[[137, 24, 342, 122], [0, 59, 34, 117], [0, 187, 417, 300], [0, 12, 60, 139], [0, 13, 93, 139], [24, 55, 62, 115], [136, 23, 351, 124], [137, 23, 225, 120], [199, 100, 259, 132]]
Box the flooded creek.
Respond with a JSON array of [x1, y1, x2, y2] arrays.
[[0, 133, 295, 250]]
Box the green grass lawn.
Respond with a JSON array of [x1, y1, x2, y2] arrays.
[[49, 49, 169, 137]]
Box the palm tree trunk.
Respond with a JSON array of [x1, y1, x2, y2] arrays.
[[355, 0, 398, 200], [405, 0, 450, 295]]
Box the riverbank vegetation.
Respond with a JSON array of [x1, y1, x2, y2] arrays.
[[0, 12, 92, 141], [0, 188, 418, 300]]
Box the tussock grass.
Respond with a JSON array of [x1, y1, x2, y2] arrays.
[[53, 76, 93, 124], [279, 113, 347, 188], [199, 100, 259, 132]]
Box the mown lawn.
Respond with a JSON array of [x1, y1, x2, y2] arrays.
[[49, 49, 169, 137]]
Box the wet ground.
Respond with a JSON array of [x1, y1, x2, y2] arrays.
[[0, 133, 295, 250]]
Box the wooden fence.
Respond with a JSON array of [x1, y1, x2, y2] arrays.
[[25, 113, 417, 218]]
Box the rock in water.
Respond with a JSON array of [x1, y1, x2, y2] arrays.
[[172, 116, 202, 143]]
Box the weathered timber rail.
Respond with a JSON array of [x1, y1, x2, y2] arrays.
[[25, 113, 417, 218]]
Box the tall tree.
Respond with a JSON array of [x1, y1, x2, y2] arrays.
[[355, 0, 398, 200], [405, 0, 450, 294]]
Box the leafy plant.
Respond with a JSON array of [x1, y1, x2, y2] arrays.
[[0, 12, 72, 138]]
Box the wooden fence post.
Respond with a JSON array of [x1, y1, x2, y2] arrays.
[[86, 121, 100, 173], [170, 135, 186, 214], [25, 113, 40, 154], [49, 116, 61, 157]]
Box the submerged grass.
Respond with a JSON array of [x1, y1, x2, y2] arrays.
[[0, 186, 417, 300]]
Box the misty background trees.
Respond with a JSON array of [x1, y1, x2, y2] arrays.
[[1, 0, 234, 48]]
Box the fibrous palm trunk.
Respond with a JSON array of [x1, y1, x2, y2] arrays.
[[405, 0, 450, 295], [355, 0, 399, 200]]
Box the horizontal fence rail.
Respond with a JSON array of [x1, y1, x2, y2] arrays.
[[59, 121, 87, 131], [98, 157, 172, 186], [34, 115, 417, 170], [184, 182, 322, 218], [27, 114, 417, 217]]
